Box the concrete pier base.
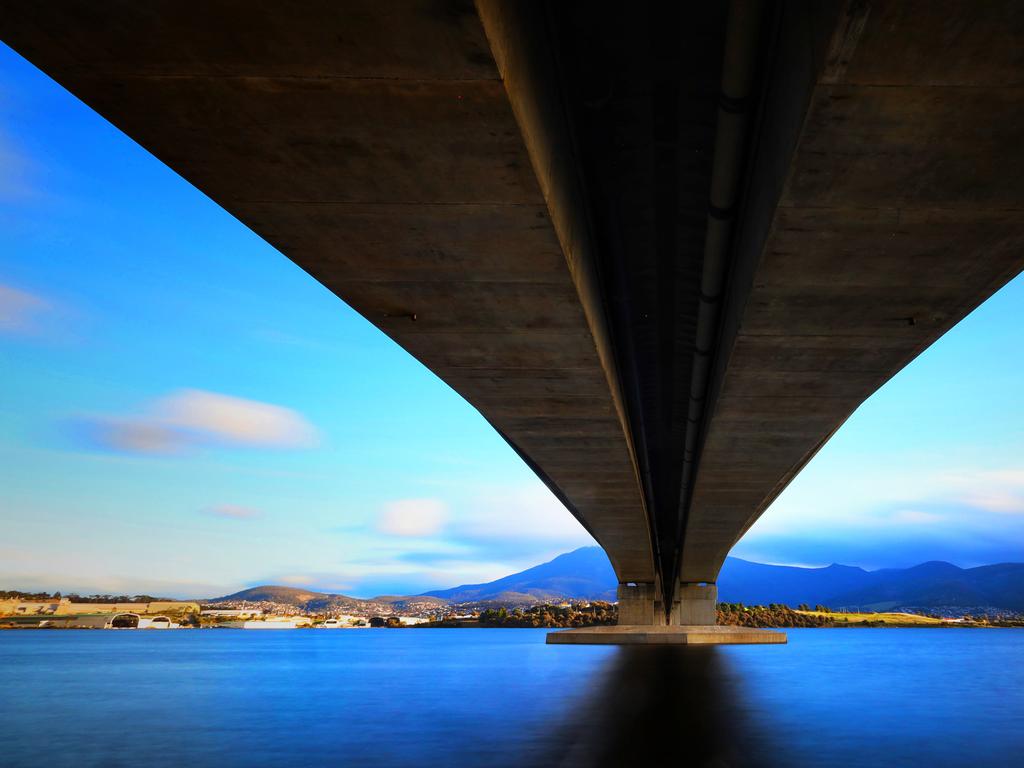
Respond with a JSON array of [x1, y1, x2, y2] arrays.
[[546, 625, 787, 645]]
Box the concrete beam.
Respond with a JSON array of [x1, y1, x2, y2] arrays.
[[2, 1, 1022, 600], [474, 0, 656, 582], [679, 0, 1024, 583]]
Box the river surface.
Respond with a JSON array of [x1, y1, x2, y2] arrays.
[[2, 628, 1022, 767]]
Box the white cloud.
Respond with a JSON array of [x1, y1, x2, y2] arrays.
[[278, 574, 315, 586], [889, 509, 944, 525], [254, 571, 358, 593], [949, 470, 1024, 515], [378, 499, 448, 537], [959, 491, 1023, 514], [0, 131, 36, 201], [73, 388, 319, 455], [0, 283, 50, 334], [751, 463, 1024, 538], [0, 568, 231, 600], [95, 421, 186, 455], [454, 483, 593, 545], [158, 389, 317, 448], [204, 504, 261, 520], [739, 460, 1024, 569]]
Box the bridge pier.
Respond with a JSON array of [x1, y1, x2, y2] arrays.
[[547, 581, 785, 644], [615, 582, 665, 626], [616, 581, 717, 626], [672, 583, 718, 626]]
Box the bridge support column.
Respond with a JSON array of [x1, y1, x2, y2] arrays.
[[616, 581, 717, 626], [615, 582, 666, 626], [668, 583, 718, 626]]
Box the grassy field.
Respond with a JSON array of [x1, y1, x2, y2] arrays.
[[796, 610, 944, 625]]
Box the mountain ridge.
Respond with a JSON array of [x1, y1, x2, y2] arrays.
[[213, 547, 1024, 613], [421, 547, 617, 603]]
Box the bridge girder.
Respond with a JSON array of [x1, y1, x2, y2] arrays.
[[3, 0, 1023, 622]]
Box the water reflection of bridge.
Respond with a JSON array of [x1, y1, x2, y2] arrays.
[[536, 648, 776, 767]]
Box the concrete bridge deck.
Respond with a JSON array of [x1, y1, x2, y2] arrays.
[[3, 0, 1022, 630]]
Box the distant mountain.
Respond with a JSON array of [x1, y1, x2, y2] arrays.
[[210, 585, 446, 613], [214, 585, 334, 605], [422, 547, 617, 604], [211, 585, 368, 612], [713, 557, 1024, 612], [212, 548, 1024, 614], [421, 547, 1024, 612], [716, 558, 872, 607], [825, 561, 1024, 612]]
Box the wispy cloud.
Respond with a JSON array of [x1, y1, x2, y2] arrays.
[[949, 470, 1024, 515], [378, 498, 447, 537], [738, 463, 1024, 568], [0, 131, 37, 202], [959, 490, 1023, 515], [257, 555, 521, 598], [0, 568, 232, 600], [277, 575, 322, 587], [369, 484, 592, 568], [82, 420, 186, 455], [319, 483, 598, 594], [256, 571, 359, 594], [204, 504, 261, 521], [161, 389, 318, 448], [0, 283, 51, 335], [889, 509, 945, 525], [70, 389, 319, 456], [452, 483, 593, 546]]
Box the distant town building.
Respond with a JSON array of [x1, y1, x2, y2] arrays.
[[43, 612, 141, 629], [220, 616, 312, 629]]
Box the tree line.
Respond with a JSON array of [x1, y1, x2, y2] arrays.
[[717, 603, 833, 628], [1, 590, 169, 603]]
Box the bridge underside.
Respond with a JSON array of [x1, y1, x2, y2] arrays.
[[3, 0, 1023, 626]]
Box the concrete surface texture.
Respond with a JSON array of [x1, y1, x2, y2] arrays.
[[2, 1, 1022, 625], [546, 625, 787, 645]]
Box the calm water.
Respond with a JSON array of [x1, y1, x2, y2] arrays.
[[2, 628, 1023, 767]]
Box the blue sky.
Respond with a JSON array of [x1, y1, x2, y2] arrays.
[[2, 43, 1022, 598]]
